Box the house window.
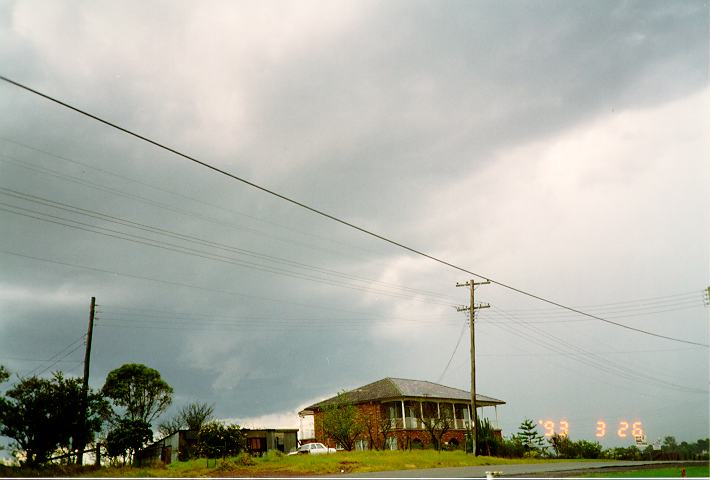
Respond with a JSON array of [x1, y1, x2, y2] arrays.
[[381, 402, 403, 429], [440, 403, 454, 419], [403, 401, 420, 429], [455, 403, 471, 429], [355, 439, 368, 451], [421, 402, 438, 420]]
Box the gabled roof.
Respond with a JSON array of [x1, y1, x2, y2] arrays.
[[302, 377, 505, 411]]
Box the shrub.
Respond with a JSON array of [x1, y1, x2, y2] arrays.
[[215, 459, 237, 472], [476, 418, 502, 456], [262, 450, 284, 461], [602, 445, 641, 460], [196, 421, 245, 459], [498, 437, 526, 458], [237, 452, 255, 466], [576, 440, 603, 459]]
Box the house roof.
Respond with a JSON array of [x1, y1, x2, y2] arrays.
[[302, 377, 505, 411]]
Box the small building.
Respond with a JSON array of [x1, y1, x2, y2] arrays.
[[299, 377, 505, 450], [138, 427, 298, 464], [137, 429, 198, 465], [244, 429, 299, 456]]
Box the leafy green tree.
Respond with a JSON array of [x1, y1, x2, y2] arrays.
[[102, 363, 173, 424], [662, 436, 678, 450], [158, 401, 214, 436], [576, 439, 602, 459], [105, 418, 153, 465], [0, 365, 9, 384], [321, 392, 363, 451], [196, 421, 244, 458], [0, 373, 106, 466]]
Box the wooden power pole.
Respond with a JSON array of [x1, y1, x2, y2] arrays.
[[456, 280, 489, 456], [77, 296, 96, 465]]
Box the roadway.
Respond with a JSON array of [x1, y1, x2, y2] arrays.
[[334, 460, 698, 478]]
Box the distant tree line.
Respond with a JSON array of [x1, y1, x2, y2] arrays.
[[477, 418, 709, 461], [0, 363, 245, 468]]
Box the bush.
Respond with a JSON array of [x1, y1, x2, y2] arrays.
[[215, 459, 237, 472], [498, 437, 526, 458], [237, 452, 255, 466], [196, 421, 245, 459], [476, 418, 502, 456], [576, 440, 603, 459], [602, 446, 642, 460], [546, 434, 604, 459], [261, 450, 284, 461]]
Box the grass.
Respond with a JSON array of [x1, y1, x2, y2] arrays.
[[3, 452, 705, 477], [79, 450, 602, 477], [582, 465, 710, 478]]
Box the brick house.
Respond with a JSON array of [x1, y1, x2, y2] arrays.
[[298, 377, 505, 450]]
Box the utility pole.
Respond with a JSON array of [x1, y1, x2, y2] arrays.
[[77, 296, 96, 466], [456, 280, 489, 456]]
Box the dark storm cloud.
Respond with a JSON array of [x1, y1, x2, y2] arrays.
[[0, 0, 707, 446]]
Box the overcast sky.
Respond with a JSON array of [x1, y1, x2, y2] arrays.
[[0, 0, 708, 450]]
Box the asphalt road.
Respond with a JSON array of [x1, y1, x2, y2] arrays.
[[334, 460, 694, 478]]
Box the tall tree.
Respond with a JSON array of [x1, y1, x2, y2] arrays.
[[321, 392, 362, 451], [0, 373, 106, 466], [101, 363, 173, 425], [105, 418, 153, 466], [158, 402, 214, 436]]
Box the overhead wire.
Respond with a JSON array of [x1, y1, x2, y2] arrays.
[[0, 136, 388, 260], [477, 299, 705, 324], [487, 305, 707, 395], [436, 314, 469, 383], [0, 197, 458, 306], [25, 334, 86, 377], [0, 249, 448, 317], [0, 186, 459, 303], [0, 150, 381, 265], [494, 294, 704, 318], [1, 74, 706, 347], [505, 290, 701, 311]]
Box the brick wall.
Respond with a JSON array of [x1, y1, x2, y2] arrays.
[[312, 401, 468, 450]]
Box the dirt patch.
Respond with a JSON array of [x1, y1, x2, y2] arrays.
[[338, 460, 359, 473]]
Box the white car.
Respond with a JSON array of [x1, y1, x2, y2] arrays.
[[288, 442, 337, 455]]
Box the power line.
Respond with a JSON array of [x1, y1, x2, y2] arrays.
[[1, 74, 707, 348], [0, 200, 457, 306], [493, 294, 704, 318], [25, 334, 87, 377], [0, 186, 458, 303], [489, 305, 707, 394], [510, 291, 702, 310], [436, 315, 469, 384], [479, 301, 704, 324], [98, 305, 457, 324], [0, 146, 383, 264], [0, 249, 442, 317]]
